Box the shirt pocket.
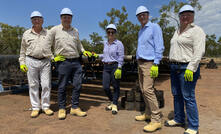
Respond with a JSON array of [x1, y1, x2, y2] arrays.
[[179, 34, 193, 47], [26, 37, 36, 52]]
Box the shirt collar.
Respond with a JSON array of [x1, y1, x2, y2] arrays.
[[107, 39, 117, 45], [60, 24, 73, 31], [30, 27, 46, 35]]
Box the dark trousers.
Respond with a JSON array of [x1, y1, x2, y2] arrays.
[[57, 59, 82, 109], [102, 63, 120, 105], [170, 64, 200, 130]]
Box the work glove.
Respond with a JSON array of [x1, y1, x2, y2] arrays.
[[53, 55, 65, 62], [20, 64, 28, 73], [184, 69, 193, 82], [92, 52, 99, 58], [114, 68, 122, 79], [83, 51, 92, 57], [150, 65, 158, 78]]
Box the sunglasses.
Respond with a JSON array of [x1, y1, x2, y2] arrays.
[[107, 31, 116, 35]]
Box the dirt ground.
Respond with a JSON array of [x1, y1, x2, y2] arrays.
[[0, 67, 221, 134]]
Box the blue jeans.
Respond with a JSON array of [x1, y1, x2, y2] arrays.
[[102, 63, 120, 105], [57, 59, 82, 109], [170, 64, 200, 131]]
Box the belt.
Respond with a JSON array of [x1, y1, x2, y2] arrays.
[[170, 61, 189, 65], [27, 55, 46, 60], [103, 62, 118, 65], [66, 58, 79, 62], [138, 59, 154, 62]]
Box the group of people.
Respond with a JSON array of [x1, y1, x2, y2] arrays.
[[19, 5, 205, 134]]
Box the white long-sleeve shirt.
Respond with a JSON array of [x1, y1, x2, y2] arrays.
[[169, 23, 206, 72]]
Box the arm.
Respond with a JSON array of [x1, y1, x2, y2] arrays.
[[44, 28, 56, 59], [18, 35, 26, 66], [187, 27, 206, 72], [117, 41, 124, 68], [153, 24, 165, 65]]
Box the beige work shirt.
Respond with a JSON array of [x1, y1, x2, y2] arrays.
[[45, 24, 85, 59], [169, 23, 206, 72], [19, 28, 50, 65]]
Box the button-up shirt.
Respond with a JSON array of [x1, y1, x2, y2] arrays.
[[19, 28, 49, 65], [169, 23, 206, 72], [99, 40, 124, 68], [45, 24, 85, 59], [136, 21, 164, 65]]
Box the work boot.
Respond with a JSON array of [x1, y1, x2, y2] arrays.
[[111, 104, 118, 115], [135, 114, 151, 121], [105, 102, 113, 111], [58, 109, 66, 120], [164, 119, 185, 127], [143, 122, 162, 133], [184, 128, 199, 134], [70, 108, 87, 117], [43, 108, 54, 116], [31, 110, 40, 118]]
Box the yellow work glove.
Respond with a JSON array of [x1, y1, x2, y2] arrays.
[[184, 69, 193, 82], [20, 64, 28, 73], [53, 55, 65, 62], [83, 51, 92, 57], [150, 65, 159, 78], [92, 52, 99, 58], [114, 68, 122, 79]]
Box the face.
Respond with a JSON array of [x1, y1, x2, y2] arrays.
[[137, 12, 149, 27], [31, 17, 43, 27], [61, 15, 72, 27], [179, 11, 194, 26], [106, 29, 116, 40]]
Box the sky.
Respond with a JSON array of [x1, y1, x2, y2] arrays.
[[0, 0, 221, 40]]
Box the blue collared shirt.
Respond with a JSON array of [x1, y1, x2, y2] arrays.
[[99, 40, 124, 68], [136, 21, 164, 64]]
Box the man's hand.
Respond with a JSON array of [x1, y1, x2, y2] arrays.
[[20, 64, 28, 73], [150, 65, 158, 78], [184, 69, 193, 82], [53, 55, 65, 62], [92, 52, 99, 58], [83, 51, 92, 57], [114, 68, 122, 79]]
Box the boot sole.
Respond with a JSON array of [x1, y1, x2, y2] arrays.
[[143, 127, 161, 133], [70, 114, 87, 117], [58, 117, 66, 120], [135, 118, 151, 121], [164, 122, 185, 127]]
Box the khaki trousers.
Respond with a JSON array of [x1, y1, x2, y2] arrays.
[[138, 60, 161, 122]]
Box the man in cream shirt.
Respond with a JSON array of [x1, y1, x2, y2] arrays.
[[45, 8, 92, 120], [19, 11, 53, 118]]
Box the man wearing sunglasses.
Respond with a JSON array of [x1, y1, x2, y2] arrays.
[[135, 6, 164, 133]]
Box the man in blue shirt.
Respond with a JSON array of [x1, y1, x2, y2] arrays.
[[135, 6, 164, 133]]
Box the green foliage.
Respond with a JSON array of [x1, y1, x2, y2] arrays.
[[99, 6, 140, 55], [158, 0, 202, 56], [0, 23, 26, 54], [205, 34, 221, 57]]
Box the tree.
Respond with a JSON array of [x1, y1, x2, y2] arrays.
[[89, 32, 103, 53], [0, 23, 26, 55], [157, 0, 201, 56], [99, 6, 140, 55]]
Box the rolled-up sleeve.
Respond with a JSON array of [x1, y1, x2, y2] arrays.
[[153, 24, 164, 64]]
